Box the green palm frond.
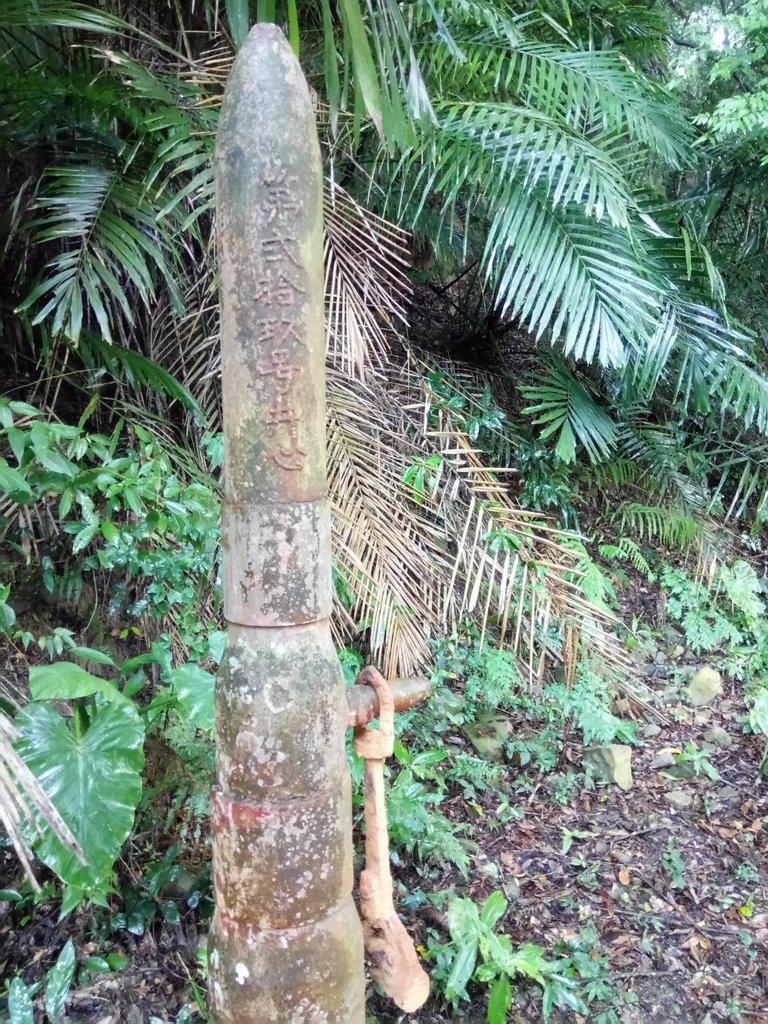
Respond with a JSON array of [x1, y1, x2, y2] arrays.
[[0, 0, 127, 32], [667, 305, 768, 433], [18, 165, 185, 342], [427, 38, 689, 166], [617, 419, 711, 509], [485, 187, 659, 365], [599, 536, 653, 577], [617, 502, 702, 548], [709, 444, 768, 522], [521, 360, 618, 463], [426, 100, 637, 226], [78, 334, 204, 423]]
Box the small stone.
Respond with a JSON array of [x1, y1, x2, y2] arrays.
[[503, 877, 521, 901], [694, 710, 712, 726], [703, 726, 732, 749], [583, 744, 633, 790], [651, 751, 676, 769], [463, 714, 512, 761], [592, 840, 609, 856], [654, 649, 667, 665], [662, 625, 684, 647], [666, 789, 694, 809], [643, 723, 662, 739], [647, 664, 670, 679], [160, 867, 200, 900], [687, 668, 722, 706], [669, 644, 686, 660], [717, 785, 739, 801]]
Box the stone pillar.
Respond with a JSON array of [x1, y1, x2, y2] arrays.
[[208, 24, 366, 1023]]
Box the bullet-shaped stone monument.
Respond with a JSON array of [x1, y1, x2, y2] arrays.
[[208, 25, 366, 1023]]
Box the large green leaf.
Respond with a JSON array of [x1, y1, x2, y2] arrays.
[[521, 362, 618, 463], [749, 690, 768, 737], [0, 458, 34, 504], [487, 975, 512, 1024], [16, 701, 145, 904], [29, 663, 120, 702], [170, 662, 215, 731], [226, 0, 250, 48], [479, 890, 508, 929], [445, 939, 479, 1001]]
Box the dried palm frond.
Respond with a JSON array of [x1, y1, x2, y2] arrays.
[[346, 355, 634, 690], [183, 40, 230, 105], [141, 204, 632, 690], [324, 181, 410, 377], [0, 708, 82, 888], [327, 366, 452, 677]]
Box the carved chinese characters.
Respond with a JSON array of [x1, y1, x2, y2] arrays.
[[253, 179, 307, 472]]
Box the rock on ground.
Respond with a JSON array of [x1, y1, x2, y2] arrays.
[[687, 668, 722, 706], [583, 744, 633, 790]]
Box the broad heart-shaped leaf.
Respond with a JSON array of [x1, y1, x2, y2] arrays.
[[29, 662, 120, 702], [170, 662, 215, 731], [16, 701, 144, 903]]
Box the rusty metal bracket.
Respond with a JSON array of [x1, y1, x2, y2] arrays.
[[351, 667, 430, 1014]]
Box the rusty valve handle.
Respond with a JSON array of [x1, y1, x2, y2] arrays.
[[352, 667, 430, 1014]]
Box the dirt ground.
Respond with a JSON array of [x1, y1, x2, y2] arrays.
[[1, 660, 767, 1023]]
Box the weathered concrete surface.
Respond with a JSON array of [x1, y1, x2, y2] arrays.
[[209, 23, 365, 1024]]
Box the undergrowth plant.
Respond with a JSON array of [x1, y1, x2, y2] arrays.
[[2, 939, 76, 1024], [424, 632, 635, 751], [428, 891, 586, 1022], [661, 560, 768, 677], [746, 690, 768, 774], [13, 646, 219, 913], [385, 745, 475, 878], [0, 403, 222, 664]]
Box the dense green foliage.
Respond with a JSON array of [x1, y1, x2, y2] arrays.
[[2, 1, 768, 1022]]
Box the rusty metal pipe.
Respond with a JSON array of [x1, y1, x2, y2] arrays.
[[208, 25, 365, 1023], [346, 674, 432, 728]]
